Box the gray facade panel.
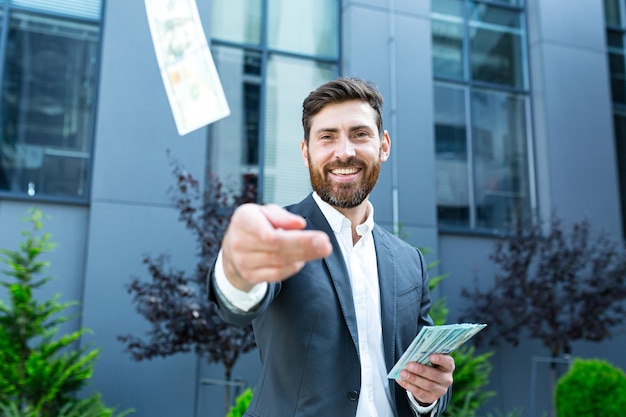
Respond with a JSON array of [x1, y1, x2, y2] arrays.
[[0, 200, 88, 337], [394, 13, 437, 231], [342, 4, 394, 223], [541, 43, 621, 231], [81, 202, 199, 416], [528, 0, 607, 52], [527, 0, 621, 234], [92, 0, 208, 206]]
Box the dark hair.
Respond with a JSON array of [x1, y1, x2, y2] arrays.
[[301, 77, 384, 143]]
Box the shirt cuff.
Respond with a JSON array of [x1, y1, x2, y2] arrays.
[[214, 250, 268, 312], [406, 391, 438, 416]]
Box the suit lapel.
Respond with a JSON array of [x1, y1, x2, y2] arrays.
[[297, 196, 360, 356], [373, 226, 398, 373]]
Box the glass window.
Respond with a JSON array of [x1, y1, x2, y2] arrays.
[[209, 46, 261, 196], [0, 12, 99, 199], [263, 55, 336, 206], [435, 83, 470, 227], [605, 0, 623, 26], [432, 0, 530, 231], [268, 0, 338, 57], [209, 0, 340, 205], [211, 0, 262, 45], [608, 30, 626, 104], [10, 0, 101, 20], [469, 2, 525, 88], [613, 112, 626, 238], [432, 0, 465, 80], [605, 0, 626, 238], [471, 89, 529, 229]]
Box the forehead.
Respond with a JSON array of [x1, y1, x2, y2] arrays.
[[310, 100, 378, 130]]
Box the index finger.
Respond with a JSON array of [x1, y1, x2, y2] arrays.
[[268, 227, 333, 263], [429, 354, 455, 373]]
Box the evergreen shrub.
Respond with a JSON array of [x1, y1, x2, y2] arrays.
[[0, 209, 132, 417], [555, 358, 626, 417]]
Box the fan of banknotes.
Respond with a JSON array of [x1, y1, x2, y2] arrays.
[[387, 323, 487, 379]]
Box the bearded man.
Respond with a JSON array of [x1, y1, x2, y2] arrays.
[[208, 77, 454, 417]]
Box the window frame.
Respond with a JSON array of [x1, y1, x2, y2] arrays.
[[0, 1, 104, 204], [605, 0, 626, 238], [208, 0, 341, 204], [432, 0, 536, 233]]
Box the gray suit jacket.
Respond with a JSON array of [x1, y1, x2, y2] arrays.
[[208, 194, 451, 417]]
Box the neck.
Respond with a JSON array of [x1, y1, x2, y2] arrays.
[[334, 201, 369, 244]]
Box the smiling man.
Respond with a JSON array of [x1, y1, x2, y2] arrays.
[[208, 77, 454, 417]]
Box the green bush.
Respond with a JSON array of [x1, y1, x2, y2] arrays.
[[443, 346, 495, 417], [0, 209, 132, 417], [414, 245, 495, 417], [555, 358, 626, 417], [226, 388, 253, 417]]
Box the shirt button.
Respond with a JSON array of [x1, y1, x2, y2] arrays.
[[347, 390, 359, 401]]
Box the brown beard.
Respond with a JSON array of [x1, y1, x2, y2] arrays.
[[308, 153, 381, 209]]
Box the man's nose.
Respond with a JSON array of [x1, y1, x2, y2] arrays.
[[335, 137, 356, 159]]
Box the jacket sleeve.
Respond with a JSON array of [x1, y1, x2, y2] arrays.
[[206, 253, 280, 327]]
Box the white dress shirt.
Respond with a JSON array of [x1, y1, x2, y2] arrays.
[[213, 193, 437, 416]]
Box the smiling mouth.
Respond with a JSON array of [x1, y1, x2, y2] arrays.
[[329, 167, 361, 175]]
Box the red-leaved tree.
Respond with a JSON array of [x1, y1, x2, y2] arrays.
[[118, 154, 256, 414]]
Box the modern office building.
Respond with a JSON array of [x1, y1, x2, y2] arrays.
[[0, 1, 624, 416]]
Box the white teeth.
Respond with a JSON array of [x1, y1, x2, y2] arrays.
[[331, 168, 359, 175]]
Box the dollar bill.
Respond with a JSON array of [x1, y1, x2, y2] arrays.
[[387, 323, 487, 379], [145, 0, 230, 135]]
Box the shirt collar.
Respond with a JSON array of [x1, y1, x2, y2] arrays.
[[312, 192, 375, 237]]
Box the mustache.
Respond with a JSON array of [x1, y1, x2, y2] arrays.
[[325, 157, 365, 170]]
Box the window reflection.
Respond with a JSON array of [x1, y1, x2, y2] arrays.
[[432, 0, 530, 231], [211, 0, 262, 45], [268, 0, 338, 57], [471, 90, 529, 230], [605, 0, 623, 27], [435, 84, 470, 227], [209, 0, 339, 205], [608, 30, 626, 104], [209, 47, 261, 199], [263, 55, 335, 206], [606, 0, 626, 238], [432, 0, 464, 80], [613, 112, 626, 238], [469, 3, 524, 88], [0, 12, 99, 198], [486, 0, 521, 6]]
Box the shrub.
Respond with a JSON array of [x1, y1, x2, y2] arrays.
[[0, 209, 132, 417], [461, 216, 626, 358], [555, 358, 626, 417], [225, 388, 253, 417], [443, 346, 495, 417], [414, 246, 495, 417], [118, 156, 256, 415]]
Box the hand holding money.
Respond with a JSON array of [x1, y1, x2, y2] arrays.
[[390, 324, 486, 408], [396, 353, 455, 407]]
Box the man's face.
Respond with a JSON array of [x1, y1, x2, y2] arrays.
[[301, 100, 390, 209]]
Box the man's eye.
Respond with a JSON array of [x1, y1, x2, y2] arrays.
[[355, 132, 368, 138]]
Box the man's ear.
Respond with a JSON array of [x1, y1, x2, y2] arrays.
[[380, 130, 391, 162], [301, 139, 310, 167]]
